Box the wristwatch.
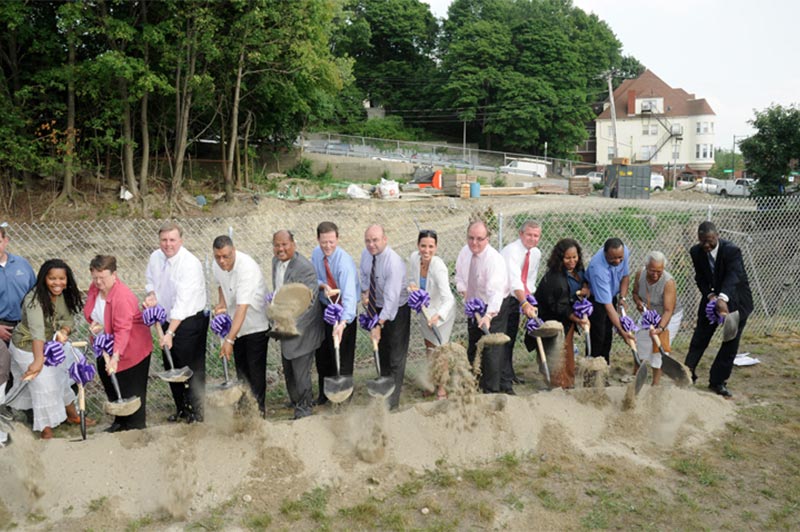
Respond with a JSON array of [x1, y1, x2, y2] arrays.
[[224, 337, 235, 345], [165, 330, 175, 337]]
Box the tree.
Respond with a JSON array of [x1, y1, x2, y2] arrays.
[[740, 104, 800, 196], [708, 148, 745, 179]]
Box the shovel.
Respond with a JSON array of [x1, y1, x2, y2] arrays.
[[576, 292, 592, 357], [153, 326, 193, 383], [620, 307, 647, 395], [69, 340, 90, 440], [366, 337, 395, 399], [531, 310, 551, 387], [208, 349, 243, 407], [420, 306, 443, 345], [640, 305, 692, 387], [102, 352, 142, 417], [721, 310, 740, 342], [323, 330, 354, 403], [0, 377, 32, 432]]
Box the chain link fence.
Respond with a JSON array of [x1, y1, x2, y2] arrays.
[[5, 193, 799, 421]]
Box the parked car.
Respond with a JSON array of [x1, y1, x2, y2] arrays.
[[717, 178, 756, 197], [696, 177, 722, 194], [586, 171, 603, 184], [371, 152, 409, 163], [499, 158, 549, 178]]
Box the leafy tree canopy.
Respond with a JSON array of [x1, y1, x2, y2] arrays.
[[740, 104, 800, 196]]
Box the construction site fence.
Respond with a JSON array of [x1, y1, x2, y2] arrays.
[[5, 193, 799, 421]]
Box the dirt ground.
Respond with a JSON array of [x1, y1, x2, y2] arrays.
[[1, 328, 798, 531]]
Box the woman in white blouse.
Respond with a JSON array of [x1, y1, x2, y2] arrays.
[[407, 230, 455, 398]]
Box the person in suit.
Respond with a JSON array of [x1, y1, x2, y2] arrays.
[[271, 230, 323, 419], [455, 220, 513, 394], [533, 238, 590, 389], [144, 222, 209, 423], [685, 221, 753, 397], [407, 229, 455, 400], [500, 220, 542, 391], [359, 224, 410, 410], [311, 221, 359, 406]]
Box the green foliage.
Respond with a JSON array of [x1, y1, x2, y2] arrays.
[[740, 104, 800, 196], [342, 116, 427, 141], [286, 158, 315, 180], [708, 148, 745, 178]]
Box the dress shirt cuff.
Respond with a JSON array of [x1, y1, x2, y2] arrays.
[[717, 293, 729, 303]]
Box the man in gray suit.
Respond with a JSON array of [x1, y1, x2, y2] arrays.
[[271, 230, 323, 419]]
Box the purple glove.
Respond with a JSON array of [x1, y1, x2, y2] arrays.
[[705, 299, 725, 325], [521, 294, 538, 313], [573, 299, 593, 319], [43, 340, 65, 367], [142, 305, 167, 326], [640, 309, 661, 329], [620, 315, 639, 333], [464, 298, 487, 320], [358, 312, 379, 331], [408, 289, 431, 314], [211, 313, 233, 338], [264, 291, 274, 306], [323, 303, 344, 326], [93, 333, 115, 359], [526, 317, 544, 332], [69, 360, 96, 385]]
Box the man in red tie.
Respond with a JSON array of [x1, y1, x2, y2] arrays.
[[311, 222, 359, 406], [500, 220, 542, 392]]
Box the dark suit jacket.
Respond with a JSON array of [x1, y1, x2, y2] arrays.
[[690, 239, 753, 317], [272, 253, 324, 359], [535, 268, 577, 332]]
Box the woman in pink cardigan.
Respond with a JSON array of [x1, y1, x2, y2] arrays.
[[84, 255, 152, 432]]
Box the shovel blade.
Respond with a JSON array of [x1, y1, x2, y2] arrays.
[[80, 411, 87, 440], [158, 367, 193, 383], [324, 375, 354, 404], [634, 363, 648, 395], [722, 311, 740, 342], [366, 377, 395, 399], [104, 396, 142, 417], [660, 352, 692, 387]]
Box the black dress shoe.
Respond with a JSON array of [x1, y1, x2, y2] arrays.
[[512, 377, 525, 385], [187, 412, 204, 424], [167, 411, 189, 423], [502, 388, 516, 396], [709, 384, 732, 398], [104, 423, 123, 433]]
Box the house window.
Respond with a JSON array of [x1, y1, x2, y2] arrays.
[[695, 144, 712, 159], [641, 145, 657, 160], [642, 124, 658, 136], [696, 122, 701, 133], [607, 146, 616, 161], [702, 122, 710, 134], [607, 125, 615, 137], [710, 122, 715, 133], [640, 99, 658, 112]]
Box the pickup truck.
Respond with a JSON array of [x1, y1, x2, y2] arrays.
[[716, 178, 755, 197]]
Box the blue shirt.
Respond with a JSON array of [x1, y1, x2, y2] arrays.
[[585, 246, 630, 304], [359, 246, 408, 322], [311, 246, 359, 323], [566, 269, 585, 298], [0, 253, 36, 322]]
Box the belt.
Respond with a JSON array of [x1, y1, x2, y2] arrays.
[[0, 320, 19, 327]]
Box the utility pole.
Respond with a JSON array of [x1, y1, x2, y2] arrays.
[[606, 71, 619, 159]]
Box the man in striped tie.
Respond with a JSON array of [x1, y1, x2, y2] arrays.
[[359, 225, 409, 410], [311, 222, 359, 406], [500, 220, 542, 393]]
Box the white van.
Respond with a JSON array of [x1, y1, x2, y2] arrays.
[[499, 158, 549, 178], [650, 172, 665, 191]]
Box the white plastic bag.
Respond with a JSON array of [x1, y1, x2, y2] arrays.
[[346, 183, 371, 200], [378, 178, 400, 200]]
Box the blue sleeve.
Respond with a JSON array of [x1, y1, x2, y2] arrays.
[[338, 256, 359, 323]]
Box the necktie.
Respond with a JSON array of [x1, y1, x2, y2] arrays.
[[708, 252, 715, 274], [324, 256, 338, 290], [467, 253, 479, 300], [368, 255, 378, 316], [521, 249, 531, 295]]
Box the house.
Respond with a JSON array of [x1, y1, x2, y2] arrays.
[[595, 70, 716, 174]]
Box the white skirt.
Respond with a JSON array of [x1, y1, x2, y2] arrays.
[[634, 308, 683, 369], [9, 341, 75, 432]]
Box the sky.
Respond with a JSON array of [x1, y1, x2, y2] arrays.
[[423, 0, 799, 151]]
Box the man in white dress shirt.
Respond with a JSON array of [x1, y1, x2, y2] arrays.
[[455, 220, 513, 393], [212, 235, 270, 416], [144, 222, 209, 423], [500, 220, 542, 392]]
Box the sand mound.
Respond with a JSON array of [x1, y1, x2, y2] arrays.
[[0, 385, 735, 526]]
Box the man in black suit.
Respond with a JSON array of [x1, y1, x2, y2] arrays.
[[685, 221, 753, 398]]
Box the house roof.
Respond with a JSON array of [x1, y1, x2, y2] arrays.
[[596, 69, 715, 119]]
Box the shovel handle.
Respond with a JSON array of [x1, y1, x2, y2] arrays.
[[221, 354, 230, 382], [371, 337, 382, 375], [71, 341, 88, 348], [78, 383, 86, 411], [110, 371, 123, 401], [536, 336, 551, 385], [474, 312, 490, 335]]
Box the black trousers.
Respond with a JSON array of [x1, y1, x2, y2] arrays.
[[685, 304, 748, 386], [162, 311, 209, 417], [315, 317, 357, 402], [97, 353, 151, 430], [376, 304, 411, 409], [468, 297, 513, 393], [502, 296, 521, 390], [588, 296, 618, 365], [282, 350, 314, 418], [232, 330, 268, 414]]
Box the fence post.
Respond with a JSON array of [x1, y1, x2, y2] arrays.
[[706, 204, 713, 221], [498, 212, 504, 249]]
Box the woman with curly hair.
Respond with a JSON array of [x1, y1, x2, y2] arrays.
[[8, 259, 86, 439], [533, 239, 590, 388]]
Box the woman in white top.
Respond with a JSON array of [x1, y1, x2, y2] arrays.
[[407, 230, 456, 398]]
